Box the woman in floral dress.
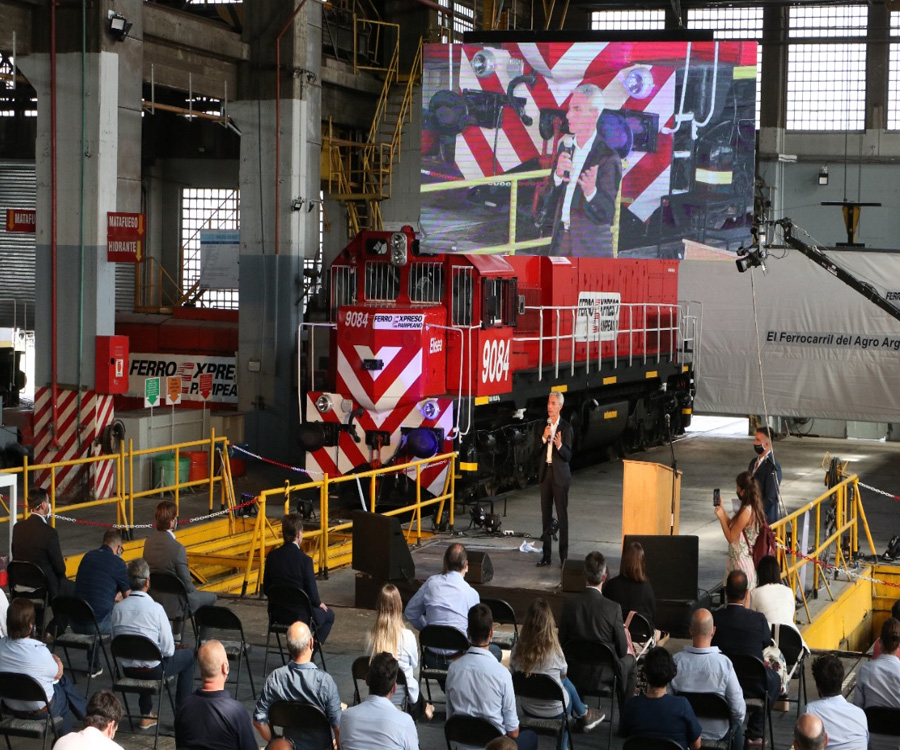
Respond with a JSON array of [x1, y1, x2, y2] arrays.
[[715, 470, 766, 589]]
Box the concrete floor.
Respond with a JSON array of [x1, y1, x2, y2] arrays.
[[7, 422, 900, 749]]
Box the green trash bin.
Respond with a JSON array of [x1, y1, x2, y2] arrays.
[[153, 452, 191, 490]]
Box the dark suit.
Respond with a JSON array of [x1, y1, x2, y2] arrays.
[[559, 587, 636, 708], [263, 542, 335, 644], [545, 136, 622, 257], [712, 604, 780, 740], [538, 418, 573, 563], [749, 453, 782, 524], [143, 530, 217, 619], [11, 513, 74, 599]]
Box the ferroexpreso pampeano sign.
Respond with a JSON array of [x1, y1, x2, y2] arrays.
[[127, 353, 237, 403]]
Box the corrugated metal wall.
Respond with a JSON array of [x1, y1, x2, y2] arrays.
[[0, 160, 36, 330]]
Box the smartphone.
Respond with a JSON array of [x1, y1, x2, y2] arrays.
[[713, 488, 721, 507]]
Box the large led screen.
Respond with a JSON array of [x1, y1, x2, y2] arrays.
[[421, 41, 758, 258]]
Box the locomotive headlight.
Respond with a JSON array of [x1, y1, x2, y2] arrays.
[[390, 233, 408, 267], [621, 66, 654, 99], [419, 400, 440, 420], [315, 394, 334, 414], [471, 50, 496, 78]]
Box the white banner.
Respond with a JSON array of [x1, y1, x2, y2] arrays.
[[575, 292, 621, 342], [127, 353, 238, 404], [679, 249, 900, 422], [200, 230, 240, 290]]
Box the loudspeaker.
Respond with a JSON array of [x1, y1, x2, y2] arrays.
[[352, 510, 416, 581], [562, 559, 584, 593], [465, 551, 494, 584]]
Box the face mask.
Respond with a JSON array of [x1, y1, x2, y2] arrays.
[[754, 444, 765, 455]]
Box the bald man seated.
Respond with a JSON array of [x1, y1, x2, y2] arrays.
[[670, 608, 745, 750], [174, 640, 258, 750], [794, 713, 828, 750]]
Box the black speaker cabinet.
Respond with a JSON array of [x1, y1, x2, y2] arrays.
[[562, 559, 584, 592], [465, 551, 494, 584], [351, 510, 416, 581]]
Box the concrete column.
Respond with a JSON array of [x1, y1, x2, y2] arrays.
[[232, 0, 323, 462]]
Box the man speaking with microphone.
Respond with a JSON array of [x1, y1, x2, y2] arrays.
[[537, 391, 574, 568]]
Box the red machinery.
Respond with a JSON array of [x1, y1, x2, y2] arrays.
[[300, 227, 696, 506]]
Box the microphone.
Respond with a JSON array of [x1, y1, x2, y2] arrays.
[[547, 418, 553, 426], [560, 135, 575, 179]]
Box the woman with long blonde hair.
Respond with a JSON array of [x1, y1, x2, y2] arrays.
[[716, 470, 766, 589], [366, 583, 433, 721], [511, 598, 604, 732]]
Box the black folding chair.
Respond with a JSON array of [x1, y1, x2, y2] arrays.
[[7, 561, 50, 634], [110, 634, 177, 750], [351, 654, 409, 711], [563, 639, 618, 750], [263, 585, 327, 674], [623, 736, 684, 750], [0, 672, 64, 750], [51, 595, 113, 695], [677, 691, 734, 750], [195, 605, 256, 699], [268, 700, 333, 750], [483, 597, 519, 651], [149, 572, 197, 645], [772, 623, 808, 717], [419, 625, 468, 705], [729, 653, 775, 750], [865, 705, 900, 737], [627, 612, 655, 661], [444, 714, 503, 750], [512, 671, 573, 750]]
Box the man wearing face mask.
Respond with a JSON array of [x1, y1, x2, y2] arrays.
[[749, 427, 782, 525]]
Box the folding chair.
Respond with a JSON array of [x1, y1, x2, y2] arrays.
[[0, 672, 64, 750], [729, 653, 775, 750], [623, 736, 684, 750], [512, 671, 574, 750], [7, 561, 50, 634], [482, 598, 519, 651], [419, 625, 468, 705], [110, 634, 177, 750], [149, 572, 197, 645], [51, 595, 113, 695], [263, 585, 327, 675], [677, 691, 734, 750], [444, 715, 503, 750], [865, 706, 900, 739], [268, 700, 333, 750], [627, 612, 655, 662], [194, 605, 257, 699], [772, 622, 809, 717], [563, 639, 618, 750]]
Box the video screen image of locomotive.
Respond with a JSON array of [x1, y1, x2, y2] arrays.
[[420, 40, 758, 258]]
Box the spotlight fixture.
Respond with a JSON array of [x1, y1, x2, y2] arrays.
[[107, 11, 132, 42], [818, 166, 829, 186]]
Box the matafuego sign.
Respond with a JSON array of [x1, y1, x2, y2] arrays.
[[126, 353, 237, 403]]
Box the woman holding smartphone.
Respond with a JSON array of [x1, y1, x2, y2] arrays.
[[715, 471, 766, 588]]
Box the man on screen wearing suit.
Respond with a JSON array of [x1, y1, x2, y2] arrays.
[[537, 390, 573, 568]]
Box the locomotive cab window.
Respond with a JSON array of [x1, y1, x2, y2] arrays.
[[482, 278, 517, 328]]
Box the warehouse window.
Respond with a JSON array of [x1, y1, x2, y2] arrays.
[[687, 7, 763, 128], [786, 5, 867, 130], [591, 10, 665, 31], [181, 188, 240, 309], [888, 12, 900, 129], [454, 3, 475, 37]]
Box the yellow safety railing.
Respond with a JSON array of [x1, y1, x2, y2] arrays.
[[772, 472, 876, 625], [245, 451, 457, 594]]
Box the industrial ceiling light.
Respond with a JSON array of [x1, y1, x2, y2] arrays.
[[108, 11, 132, 42]]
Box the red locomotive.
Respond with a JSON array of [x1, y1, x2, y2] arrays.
[[299, 227, 696, 507]]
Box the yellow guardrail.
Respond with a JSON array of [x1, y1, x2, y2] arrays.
[[772, 472, 876, 625]]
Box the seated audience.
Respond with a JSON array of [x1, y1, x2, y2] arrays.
[[71, 529, 131, 676], [671, 608, 745, 750], [341, 651, 419, 750], [712, 569, 780, 748], [174, 640, 258, 750], [0, 598, 86, 735], [619, 646, 702, 750], [804, 654, 867, 750], [750, 555, 796, 626], [558, 551, 636, 709], [872, 599, 900, 658], [263, 512, 335, 644], [110, 557, 195, 728], [367, 582, 433, 720], [143, 500, 217, 622], [254, 621, 341, 749], [794, 713, 828, 750], [446, 603, 537, 750], [52, 690, 124, 750], [852, 617, 900, 750], [510, 597, 604, 734], [603, 541, 657, 628], [12, 487, 75, 600], [485, 739, 518, 750]]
